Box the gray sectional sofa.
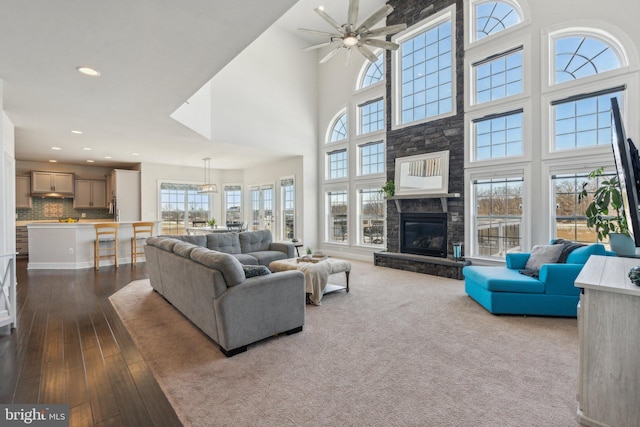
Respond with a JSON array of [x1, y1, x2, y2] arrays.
[[166, 230, 294, 266], [144, 233, 305, 357]]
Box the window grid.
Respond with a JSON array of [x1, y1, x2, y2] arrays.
[[400, 19, 453, 124], [327, 191, 348, 243], [359, 99, 384, 134], [474, 111, 523, 160], [554, 92, 621, 151], [475, 1, 521, 41], [250, 188, 260, 231], [474, 177, 523, 257], [475, 49, 522, 104], [330, 113, 348, 143], [360, 141, 385, 175], [328, 149, 348, 179], [359, 189, 385, 246], [361, 54, 384, 89], [160, 183, 210, 235], [281, 179, 295, 240], [555, 36, 621, 84], [224, 186, 242, 224], [263, 187, 274, 232]]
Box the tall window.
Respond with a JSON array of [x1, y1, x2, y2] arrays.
[[224, 185, 242, 225], [360, 54, 384, 89], [473, 47, 523, 104], [473, 177, 523, 257], [327, 191, 348, 243], [359, 188, 385, 246], [553, 90, 622, 151], [281, 178, 295, 240], [359, 98, 384, 134], [250, 187, 260, 231], [552, 172, 612, 244], [329, 112, 348, 143], [473, 109, 523, 160], [473, 1, 522, 41], [327, 149, 348, 180], [397, 11, 454, 125], [360, 141, 385, 175], [160, 183, 210, 234], [554, 36, 621, 84], [249, 185, 273, 231]]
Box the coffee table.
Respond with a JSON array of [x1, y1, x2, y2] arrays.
[[269, 258, 351, 305]]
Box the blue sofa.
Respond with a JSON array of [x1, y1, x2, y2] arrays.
[[463, 243, 615, 317]]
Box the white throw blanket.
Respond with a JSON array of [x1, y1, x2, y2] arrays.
[[298, 260, 331, 305]]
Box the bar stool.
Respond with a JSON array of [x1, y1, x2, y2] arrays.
[[131, 221, 155, 266], [94, 223, 119, 270]]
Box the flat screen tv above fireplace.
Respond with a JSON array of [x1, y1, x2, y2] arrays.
[[400, 213, 447, 257]]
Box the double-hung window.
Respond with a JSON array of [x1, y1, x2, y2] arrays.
[[359, 141, 384, 176], [473, 47, 523, 104], [281, 177, 295, 240], [224, 185, 242, 225], [473, 109, 523, 161], [327, 149, 348, 180], [327, 190, 348, 243]]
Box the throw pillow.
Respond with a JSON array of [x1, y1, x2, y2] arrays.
[[524, 244, 564, 272], [242, 265, 271, 278]]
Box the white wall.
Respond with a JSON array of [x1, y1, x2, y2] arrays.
[[1, 82, 16, 257]]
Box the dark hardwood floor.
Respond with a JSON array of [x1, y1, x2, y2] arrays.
[[0, 258, 182, 427]]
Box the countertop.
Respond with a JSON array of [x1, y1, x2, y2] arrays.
[[18, 220, 157, 226]]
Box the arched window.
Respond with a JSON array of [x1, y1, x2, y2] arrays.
[[554, 35, 622, 84], [474, 1, 522, 41], [329, 112, 348, 143], [359, 53, 384, 89]]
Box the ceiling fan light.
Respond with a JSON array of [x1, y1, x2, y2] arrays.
[[343, 34, 358, 46]]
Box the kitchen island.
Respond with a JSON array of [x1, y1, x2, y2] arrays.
[[27, 221, 160, 270]]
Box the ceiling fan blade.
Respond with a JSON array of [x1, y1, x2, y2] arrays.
[[320, 47, 343, 64], [362, 23, 408, 38], [345, 47, 353, 67], [348, 0, 359, 31], [356, 44, 379, 63], [362, 38, 400, 51], [303, 41, 339, 51], [298, 28, 342, 38], [314, 7, 344, 33], [355, 4, 393, 33]]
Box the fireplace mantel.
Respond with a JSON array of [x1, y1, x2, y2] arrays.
[[390, 193, 461, 213]]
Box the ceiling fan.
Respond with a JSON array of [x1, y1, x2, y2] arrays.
[[298, 0, 408, 64]]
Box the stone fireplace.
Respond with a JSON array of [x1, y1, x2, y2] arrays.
[[400, 213, 447, 257]]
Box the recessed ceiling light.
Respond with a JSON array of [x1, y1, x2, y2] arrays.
[[83, 147, 92, 151], [77, 66, 101, 77], [49, 160, 57, 163], [86, 160, 95, 163], [132, 152, 140, 156], [51, 146, 62, 150], [104, 155, 112, 159], [70, 130, 83, 134]]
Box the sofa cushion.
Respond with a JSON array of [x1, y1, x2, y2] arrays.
[[207, 233, 241, 254], [247, 250, 288, 266], [232, 254, 259, 265], [161, 234, 207, 247], [147, 236, 181, 252], [239, 230, 272, 253], [189, 247, 246, 287], [173, 241, 199, 258], [524, 244, 563, 271], [463, 266, 545, 294], [565, 243, 606, 264], [242, 265, 271, 278]]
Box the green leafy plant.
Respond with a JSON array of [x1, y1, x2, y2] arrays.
[[291, 238, 299, 243], [306, 247, 312, 255], [380, 180, 395, 198], [207, 218, 216, 227], [579, 167, 629, 241]]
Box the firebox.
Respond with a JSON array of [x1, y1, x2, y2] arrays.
[[400, 213, 448, 257]]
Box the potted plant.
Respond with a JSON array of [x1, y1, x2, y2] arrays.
[[207, 218, 216, 227], [380, 180, 395, 198], [579, 167, 634, 255]]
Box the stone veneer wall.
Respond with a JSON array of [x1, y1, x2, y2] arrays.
[[384, 0, 465, 259]]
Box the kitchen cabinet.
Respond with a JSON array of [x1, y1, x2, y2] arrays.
[[74, 179, 107, 209], [16, 175, 32, 208], [31, 171, 74, 195], [16, 226, 28, 257]]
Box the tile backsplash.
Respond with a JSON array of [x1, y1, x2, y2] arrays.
[[17, 198, 113, 221]]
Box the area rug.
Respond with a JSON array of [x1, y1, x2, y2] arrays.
[[109, 261, 581, 427]]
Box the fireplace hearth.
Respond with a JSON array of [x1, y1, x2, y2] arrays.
[[400, 213, 447, 257]]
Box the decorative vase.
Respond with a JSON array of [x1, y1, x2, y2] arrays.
[[629, 266, 640, 286], [609, 233, 636, 256]]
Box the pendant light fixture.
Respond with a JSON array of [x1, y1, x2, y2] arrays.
[[198, 157, 218, 193]]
